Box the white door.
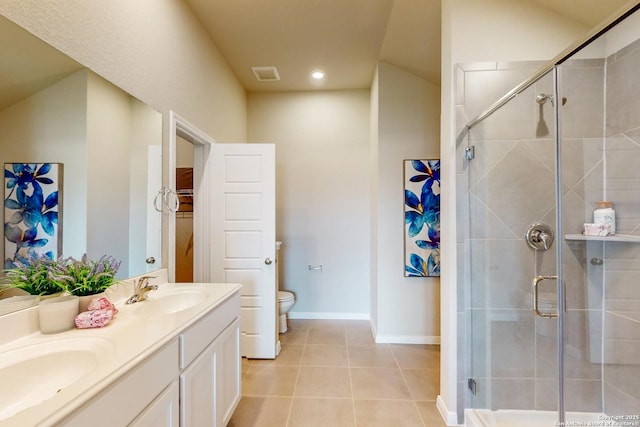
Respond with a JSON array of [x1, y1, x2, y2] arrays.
[[211, 143, 276, 359]]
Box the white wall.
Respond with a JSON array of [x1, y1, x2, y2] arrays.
[[0, 70, 88, 260], [373, 62, 441, 342], [439, 0, 591, 422], [247, 90, 371, 318]]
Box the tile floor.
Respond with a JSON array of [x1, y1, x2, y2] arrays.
[[228, 319, 447, 427]]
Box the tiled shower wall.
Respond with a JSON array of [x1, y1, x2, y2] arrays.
[[455, 43, 640, 419], [601, 38, 640, 414]]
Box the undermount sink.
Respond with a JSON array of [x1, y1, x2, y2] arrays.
[[133, 288, 208, 315], [0, 337, 114, 420]]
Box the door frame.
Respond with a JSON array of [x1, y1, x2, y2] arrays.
[[168, 111, 215, 282]]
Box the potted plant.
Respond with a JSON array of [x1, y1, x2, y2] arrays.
[[3, 253, 62, 297], [48, 254, 121, 311]]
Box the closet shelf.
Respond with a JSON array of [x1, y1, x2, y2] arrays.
[[565, 234, 640, 243]]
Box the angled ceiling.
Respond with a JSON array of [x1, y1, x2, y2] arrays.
[[528, 0, 632, 27], [186, 0, 440, 91], [0, 0, 634, 108], [0, 16, 82, 111], [186, 0, 632, 93]]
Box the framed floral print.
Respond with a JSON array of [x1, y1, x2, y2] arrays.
[[4, 163, 62, 269], [404, 159, 440, 277]]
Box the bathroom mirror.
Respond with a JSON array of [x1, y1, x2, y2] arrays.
[[0, 16, 162, 311]]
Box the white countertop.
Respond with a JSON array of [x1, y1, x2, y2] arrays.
[[0, 271, 241, 427]]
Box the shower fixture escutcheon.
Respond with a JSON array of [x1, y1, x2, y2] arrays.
[[536, 93, 567, 106], [526, 222, 554, 250]]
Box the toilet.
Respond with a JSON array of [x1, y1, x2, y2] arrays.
[[278, 291, 295, 333], [276, 242, 296, 333]]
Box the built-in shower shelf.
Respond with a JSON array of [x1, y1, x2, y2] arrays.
[[565, 234, 640, 243]]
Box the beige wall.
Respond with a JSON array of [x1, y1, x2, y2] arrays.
[[373, 61, 441, 342], [0, 71, 88, 260], [86, 71, 132, 272], [247, 90, 371, 317], [0, 1, 247, 143], [0, 0, 248, 273]]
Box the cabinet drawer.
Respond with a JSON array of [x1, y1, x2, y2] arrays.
[[59, 338, 179, 427], [179, 291, 240, 369]]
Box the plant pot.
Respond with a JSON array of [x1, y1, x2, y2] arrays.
[[77, 292, 106, 312], [38, 295, 79, 334], [39, 292, 64, 301]]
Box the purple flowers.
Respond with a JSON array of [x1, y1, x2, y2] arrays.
[[48, 254, 121, 297], [4, 253, 121, 296]]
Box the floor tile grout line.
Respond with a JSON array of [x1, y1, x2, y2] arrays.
[[285, 340, 307, 426], [391, 344, 428, 427], [346, 329, 358, 426], [234, 321, 444, 426]]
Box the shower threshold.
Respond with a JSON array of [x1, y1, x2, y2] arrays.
[[465, 409, 608, 427]]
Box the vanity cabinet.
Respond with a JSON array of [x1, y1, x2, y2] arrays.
[[59, 338, 180, 427], [179, 293, 241, 426], [130, 380, 180, 427], [53, 288, 241, 427]]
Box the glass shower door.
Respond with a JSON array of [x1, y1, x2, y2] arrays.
[[461, 5, 640, 424], [464, 68, 561, 414]]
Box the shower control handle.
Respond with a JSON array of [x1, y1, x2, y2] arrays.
[[526, 222, 554, 251], [532, 275, 558, 318]]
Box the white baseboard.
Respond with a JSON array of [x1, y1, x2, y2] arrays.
[[287, 312, 370, 320], [286, 313, 440, 345], [437, 395, 462, 426], [375, 335, 441, 345]]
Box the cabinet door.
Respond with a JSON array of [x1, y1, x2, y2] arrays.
[[180, 318, 241, 427], [129, 380, 179, 427], [180, 339, 217, 426], [217, 318, 241, 427]]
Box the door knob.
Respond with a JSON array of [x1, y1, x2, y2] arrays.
[[265, 258, 273, 265], [146, 257, 156, 264]]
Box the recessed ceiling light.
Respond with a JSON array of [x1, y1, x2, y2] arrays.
[[311, 70, 325, 80]]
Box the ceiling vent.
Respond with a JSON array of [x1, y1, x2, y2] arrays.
[[252, 66, 280, 82]]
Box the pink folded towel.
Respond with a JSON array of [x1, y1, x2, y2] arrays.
[[75, 297, 118, 328], [75, 309, 115, 328], [87, 297, 119, 315]]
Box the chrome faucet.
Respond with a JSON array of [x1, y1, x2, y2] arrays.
[[126, 276, 158, 304]]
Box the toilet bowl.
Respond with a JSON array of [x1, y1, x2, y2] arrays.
[[278, 291, 295, 333]]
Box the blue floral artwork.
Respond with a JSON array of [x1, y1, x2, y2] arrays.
[[4, 163, 62, 269], [404, 159, 440, 277]]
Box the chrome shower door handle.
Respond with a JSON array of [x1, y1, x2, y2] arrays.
[[532, 275, 558, 318]]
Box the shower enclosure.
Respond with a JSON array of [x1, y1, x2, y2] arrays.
[[457, 4, 640, 426]]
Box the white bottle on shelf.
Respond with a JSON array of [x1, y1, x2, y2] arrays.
[[593, 201, 615, 235]]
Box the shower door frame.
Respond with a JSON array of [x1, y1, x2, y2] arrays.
[[460, 4, 640, 422]]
